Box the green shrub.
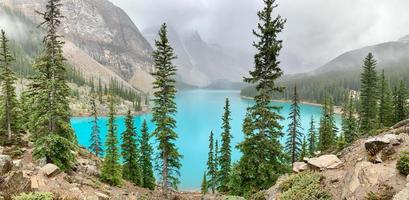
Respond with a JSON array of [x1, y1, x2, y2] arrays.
[[12, 192, 53, 200], [365, 184, 395, 200], [279, 172, 332, 200], [33, 134, 77, 171], [397, 151, 409, 175]]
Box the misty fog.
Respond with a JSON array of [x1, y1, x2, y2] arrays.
[[111, 0, 409, 74]]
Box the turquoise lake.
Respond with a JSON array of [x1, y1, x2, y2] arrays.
[[70, 90, 341, 190]]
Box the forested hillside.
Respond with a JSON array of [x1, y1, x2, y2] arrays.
[[242, 40, 409, 105]]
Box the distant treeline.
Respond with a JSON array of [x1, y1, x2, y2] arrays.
[[241, 66, 409, 105]]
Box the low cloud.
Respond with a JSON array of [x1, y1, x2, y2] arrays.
[[104, 0, 409, 73]]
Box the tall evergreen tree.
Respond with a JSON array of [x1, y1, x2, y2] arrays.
[[299, 136, 308, 161], [151, 23, 182, 194], [89, 97, 102, 157], [378, 70, 394, 128], [393, 86, 399, 123], [207, 131, 217, 194], [0, 30, 19, 141], [342, 94, 358, 144], [318, 96, 337, 151], [396, 80, 408, 122], [100, 96, 122, 186], [359, 53, 378, 134], [140, 120, 155, 190], [218, 98, 232, 193], [307, 116, 317, 155], [29, 0, 76, 171], [201, 171, 208, 195], [121, 110, 142, 186], [285, 85, 303, 165], [231, 0, 288, 196]]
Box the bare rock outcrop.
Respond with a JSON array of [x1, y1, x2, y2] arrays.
[[266, 120, 409, 200]]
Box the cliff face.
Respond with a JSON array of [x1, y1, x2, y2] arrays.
[[1, 0, 154, 92]]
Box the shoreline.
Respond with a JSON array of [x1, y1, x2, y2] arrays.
[[71, 109, 151, 118], [240, 95, 343, 115]]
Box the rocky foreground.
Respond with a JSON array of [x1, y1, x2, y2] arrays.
[[0, 136, 202, 200], [1, 120, 409, 199], [266, 119, 409, 200]]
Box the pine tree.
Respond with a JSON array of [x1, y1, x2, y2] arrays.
[[201, 171, 208, 195], [318, 96, 337, 151], [151, 23, 182, 194], [336, 133, 347, 151], [378, 70, 394, 128], [218, 98, 232, 193], [140, 120, 155, 190], [299, 136, 308, 161], [307, 116, 317, 155], [285, 85, 303, 165], [19, 89, 32, 132], [214, 139, 219, 189], [89, 97, 102, 157], [0, 30, 19, 142], [29, 0, 76, 171], [207, 131, 217, 194], [100, 96, 122, 186], [342, 94, 358, 144], [393, 86, 399, 123], [359, 53, 378, 134], [121, 110, 142, 186], [396, 80, 408, 122], [231, 0, 288, 196]]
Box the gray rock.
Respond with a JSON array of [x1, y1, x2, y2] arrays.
[[13, 159, 22, 169], [95, 192, 109, 200], [40, 163, 60, 177], [394, 184, 409, 200], [307, 154, 343, 170], [0, 155, 13, 175], [34, 157, 47, 167], [293, 162, 309, 173], [365, 134, 402, 155]]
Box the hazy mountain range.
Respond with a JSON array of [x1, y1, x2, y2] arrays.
[[1, 0, 409, 94], [143, 25, 251, 87]]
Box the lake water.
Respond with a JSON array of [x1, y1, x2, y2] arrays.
[[70, 90, 341, 190]]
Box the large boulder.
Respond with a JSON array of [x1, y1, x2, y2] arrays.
[[76, 158, 99, 176], [306, 155, 343, 170], [365, 134, 402, 163], [365, 134, 401, 153], [40, 163, 60, 177], [0, 155, 13, 175], [293, 162, 309, 173]]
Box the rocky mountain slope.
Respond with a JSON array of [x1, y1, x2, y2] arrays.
[[281, 35, 409, 86], [143, 26, 251, 87], [0, 0, 154, 92], [264, 119, 409, 200]]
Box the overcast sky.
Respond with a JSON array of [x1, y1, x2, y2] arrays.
[[111, 0, 409, 73]]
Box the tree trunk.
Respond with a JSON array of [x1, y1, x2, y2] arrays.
[[6, 98, 11, 141], [162, 148, 168, 197]]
